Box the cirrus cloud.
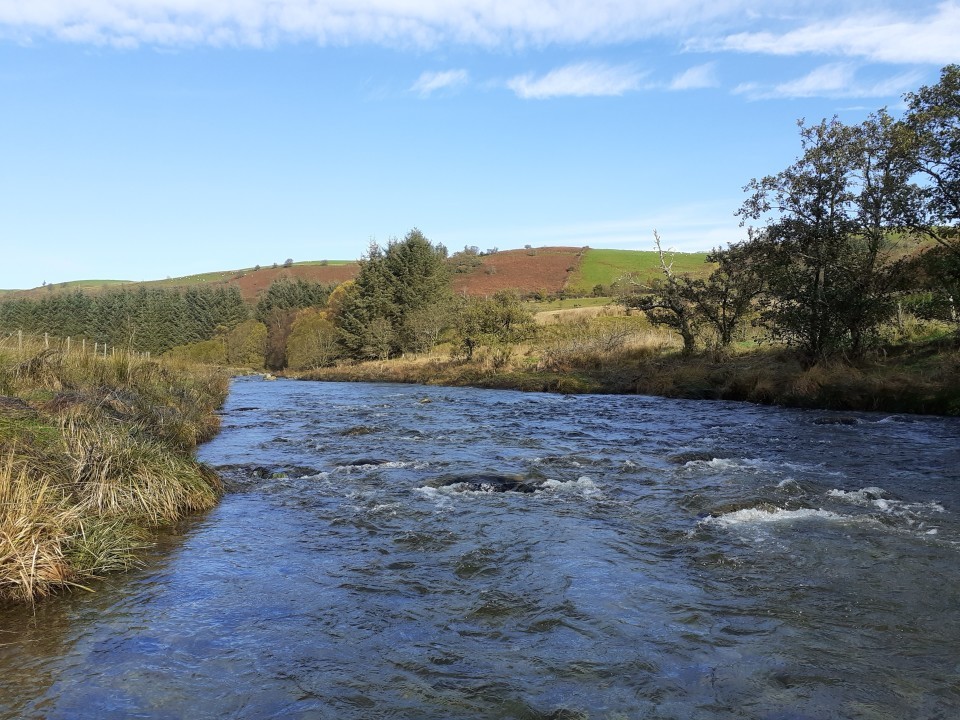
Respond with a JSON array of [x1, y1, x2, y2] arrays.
[[507, 62, 646, 99], [0, 0, 866, 50], [669, 62, 718, 90], [411, 69, 469, 96], [733, 63, 924, 100], [703, 1, 960, 64]]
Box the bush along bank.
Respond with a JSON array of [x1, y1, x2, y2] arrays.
[[0, 347, 229, 604]]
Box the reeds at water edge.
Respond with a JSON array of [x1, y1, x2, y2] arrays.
[[0, 343, 228, 604]]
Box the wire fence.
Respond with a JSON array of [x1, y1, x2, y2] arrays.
[[0, 330, 151, 360]]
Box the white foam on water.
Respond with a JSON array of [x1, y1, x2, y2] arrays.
[[684, 458, 739, 469], [368, 503, 400, 515], [827, 486, 887, 504], [537, 476, 601, 497], [827, 487, 946, 516], [415, 485, 457, 509], [334, 460, 426, 472], [704, 507, 844, 527]]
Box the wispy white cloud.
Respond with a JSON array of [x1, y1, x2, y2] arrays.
[[411, 69, 469, 97], [733, 63, 924, 100], [705, 1, 960, 64], [0, 0, 808, 49], [669, 62, 718, 90], [507, 62, 645, 99], [2, 1, 955, 73], [0, 0, 864, 48]]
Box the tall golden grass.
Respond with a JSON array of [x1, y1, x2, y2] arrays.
[[298, 315, 960, 414], [0, 340, 228, 603]]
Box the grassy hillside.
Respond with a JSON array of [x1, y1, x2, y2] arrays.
[[568, 248, 712, 293], [4, 247, 724, 302], [3, 261, 359, 303]]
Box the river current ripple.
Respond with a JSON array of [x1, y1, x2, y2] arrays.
[[2, 377, 959, 719]]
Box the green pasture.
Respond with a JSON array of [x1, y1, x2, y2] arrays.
[[569, 248, 711, 293]]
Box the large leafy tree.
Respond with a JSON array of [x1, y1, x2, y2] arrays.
[[737, 116, 909, 362], [453, 290, 535, 359], [904, 65, 960, 267], [902, 65, 960, 316], [285, 309, 341, 369]]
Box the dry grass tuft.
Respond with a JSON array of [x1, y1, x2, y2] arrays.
[[0, 344, 228, 604]]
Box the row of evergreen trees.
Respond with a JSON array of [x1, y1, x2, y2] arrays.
[[0, 286, 249, 354], [0, 278, 338, 357]]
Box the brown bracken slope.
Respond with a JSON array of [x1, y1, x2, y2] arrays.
[[230, 265, 359, 301], [451, 247, 585, 297], [6, 246, 588, 302]]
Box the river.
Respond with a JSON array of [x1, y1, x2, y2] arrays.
[[1, 377, 959, 719]]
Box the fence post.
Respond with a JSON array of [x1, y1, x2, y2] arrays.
[[66, 336, 71, 354], [18, 330, 22, 353], [44, 333, 49, 349]]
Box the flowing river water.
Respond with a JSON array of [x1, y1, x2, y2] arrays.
[[2, 377, 959, 719]]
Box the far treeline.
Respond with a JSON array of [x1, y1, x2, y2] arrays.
[[1, 66, 959, 384]]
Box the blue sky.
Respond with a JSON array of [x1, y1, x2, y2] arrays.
[[1, 1, 958, 289]]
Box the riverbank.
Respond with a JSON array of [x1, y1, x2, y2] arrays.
[[0, 348, 228, 603], [297, 338, 960, 416]]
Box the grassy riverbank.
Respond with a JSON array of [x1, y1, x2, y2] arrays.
[[0, 346, 228, 604], [298, 334, 960, 416]]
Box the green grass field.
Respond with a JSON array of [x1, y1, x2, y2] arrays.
[[569, 248, 711, 293], [2, 261, 357, 295], [43, 279, 133, 291]]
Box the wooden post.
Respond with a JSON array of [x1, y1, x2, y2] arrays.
[[18, 330, 22, 353], [44, 333, 49, 349], [82, 338, 86, 354], [66, 336, 71, 354]]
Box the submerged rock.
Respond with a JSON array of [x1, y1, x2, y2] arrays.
[[340, 425, 379, 436], [813, 416, 859, 425], [438, 473, 542, 494], [667, 450, 721, 465], [214, 463, 320, 484]]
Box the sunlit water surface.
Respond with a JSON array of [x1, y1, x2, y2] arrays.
[[2, 377, 959, 719]]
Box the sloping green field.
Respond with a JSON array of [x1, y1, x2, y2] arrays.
[[2, 261, 356, 296], [568, 248, 711, 293]]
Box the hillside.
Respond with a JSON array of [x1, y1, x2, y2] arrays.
[[2, 246, 720, 301], [569, 248, 711, 293], [4, 262, 360, 303]]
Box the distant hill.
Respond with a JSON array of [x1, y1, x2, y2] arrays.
[[448, 246, 712, 296], [3, 262, 360, 303], [2, 247, 717, 301]]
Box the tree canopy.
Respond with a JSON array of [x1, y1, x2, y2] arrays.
[[335, 229, 452, 359]]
